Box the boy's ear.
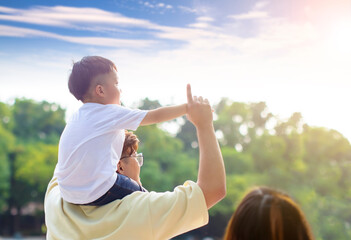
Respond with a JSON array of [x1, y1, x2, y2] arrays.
[[95, 85, 104, 97]]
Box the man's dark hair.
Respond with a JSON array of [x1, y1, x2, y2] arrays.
[[68, 56, 117, 101]]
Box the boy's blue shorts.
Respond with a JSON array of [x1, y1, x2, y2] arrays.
[[85, 174, 147, 206]]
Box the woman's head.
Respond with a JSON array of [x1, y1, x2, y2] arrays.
[[224, 187, 313, 240]]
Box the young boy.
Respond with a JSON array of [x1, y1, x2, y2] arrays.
[[54, 56, 187, 205]]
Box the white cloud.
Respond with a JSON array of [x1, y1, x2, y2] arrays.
[[1, 3, 351, 140], [144, 2, 154, 8], [228, 10, 268, 20], [196, 16, 214, 22], [139, 1, 172, 10], [0, 5, 219, 45], [224, 0, 269, 20], [0, 5, 156, 29], [188, 22, 210, 29], [178, 5, 208, 15], [0, 5, 214, 43], [254, 1, 269, 10], [91, 8, 349, 139], [178, 5, 197, 13], [0, 6, 20, 13], [0, 25, 156, 47], [0, 24, 57, 37], [189, 16, 216, 29]]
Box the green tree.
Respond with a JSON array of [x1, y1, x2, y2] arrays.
[[1, 99, 65, 235], [138, 97, 162, 110], [0, 102, 14, 131], [14, 143, 58, 203], [1, 96, 350, 239], [203, 98, 351, 239], [12, 99, 65, 144], [214, 99, 273, 150], [0, 124, 15, 210], [303, 126, 351, 197], [0, 102, 15, 209], [136, 125, 197, 191], [135, 98, 198, 191], [176, 118, 197, 153]]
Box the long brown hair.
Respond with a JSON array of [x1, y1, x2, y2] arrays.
[[223, 187, 314, 240]]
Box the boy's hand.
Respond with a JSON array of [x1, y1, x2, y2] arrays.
[[186, 84, 213, 128]]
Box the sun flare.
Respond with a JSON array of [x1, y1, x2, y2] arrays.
[[327, 19, 351, 54]]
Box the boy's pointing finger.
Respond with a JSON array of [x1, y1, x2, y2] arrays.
[[187, 84, 193, 103]]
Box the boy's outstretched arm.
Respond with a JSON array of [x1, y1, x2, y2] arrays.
[[139, 103, 187, 126]]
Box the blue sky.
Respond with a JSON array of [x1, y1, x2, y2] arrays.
[[1, 0, 351, 140]]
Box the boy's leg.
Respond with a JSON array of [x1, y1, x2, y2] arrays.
[[86, 174, 146, 206]]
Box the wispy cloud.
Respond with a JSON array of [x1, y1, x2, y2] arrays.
[[1, 2, 351, 142], [188, 22, 211, 29], [227, 1, 269, 20], [228, 10, 268, 20], [0, 4, 318, 52], [0, 5, 222, 46], [254, 1, 269, 10], [138, 1, 173, 11], [0, 25, 156, 47], [196, 16, 215, 22], [177, 5, 208, 15], [0, 6, 156, 29], [0, 5, 169, 47], [188, 16, 217, 29]]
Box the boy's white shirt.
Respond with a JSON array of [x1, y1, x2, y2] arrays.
[[54, 103, 147, 204]]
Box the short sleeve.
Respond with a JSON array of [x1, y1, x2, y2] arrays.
[[147, 181, 209, 239], [79, 103, 147, 132], [108, 105, 147, 131]]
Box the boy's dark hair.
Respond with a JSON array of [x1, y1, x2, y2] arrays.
[[68, 56, 117, 101]]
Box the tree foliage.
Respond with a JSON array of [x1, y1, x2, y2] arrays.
[[136, 124, 197, 191], [0, 124, 15, 210], [12, 99, 65, 144], [0, 97, 350, 239], [208, 100, 351, 239], [0, 99, 65, 235]]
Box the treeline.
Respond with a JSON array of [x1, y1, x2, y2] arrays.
[[0, 98, 350, 239]]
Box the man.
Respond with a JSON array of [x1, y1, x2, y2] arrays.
[[116, 130, 145, 189], [44, 84, 226, 239]]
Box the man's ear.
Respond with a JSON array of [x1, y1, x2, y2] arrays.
[[117, 161, 124, 174]]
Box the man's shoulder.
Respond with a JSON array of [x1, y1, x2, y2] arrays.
[[45, 178, 208, 239], [123, 181, 207, 218], [46, 178, 205, 211]]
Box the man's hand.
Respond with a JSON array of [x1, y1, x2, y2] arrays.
[[186, 84, 213, 129]]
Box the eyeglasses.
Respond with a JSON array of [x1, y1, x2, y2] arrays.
[[120, 153, 143, 167]]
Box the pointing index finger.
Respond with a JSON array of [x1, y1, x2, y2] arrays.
[[187, 84, 193, 103]]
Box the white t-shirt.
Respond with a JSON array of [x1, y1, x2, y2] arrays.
[[54, 103, 147, 204]]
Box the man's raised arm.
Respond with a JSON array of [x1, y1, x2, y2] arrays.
[[186, 84, 226, 209]]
